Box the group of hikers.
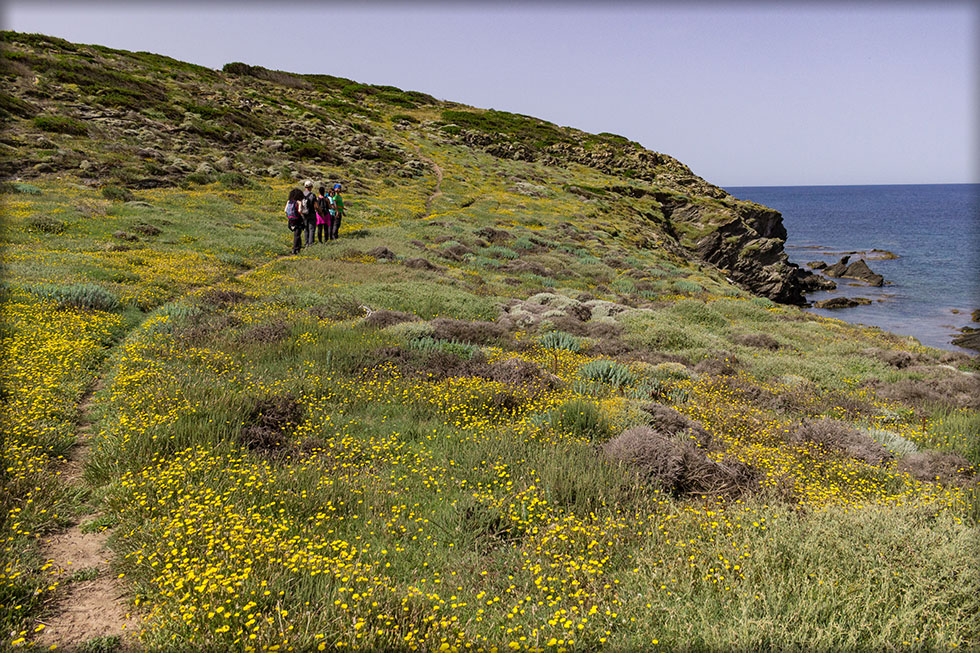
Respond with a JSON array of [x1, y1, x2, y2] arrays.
[[285, 180, 346, 255]]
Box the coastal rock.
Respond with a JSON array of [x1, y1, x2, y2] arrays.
[[801, 274, 837, 292], [952, 328, 980, 353], [824, 256, 851, 277], [841, 259, 884, 286], [823, 256, 884, 286], [867, 249, 898, 260], [807, 260, 827, 270], [813, 296, 872, 309]]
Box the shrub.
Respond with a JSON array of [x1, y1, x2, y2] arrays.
[[240, 395, 303, 453], [601, 426, 758, 498], [408, 336, 479, 360], [33, 114, 88, 135], [670, 300, 727, 327], [309, 295, 364, 322], [673, 279, 704, 295], [731, 332, 780, 350], [198, 288, 253, 307], [537, 330, 584, 353], [364, 309, 417, 328], [101, 186, 134, 202], [182, 171, 215, 186], [896, 451, 976, 486], [430, 318, 505, 345], [25, 214, 65, 233], [483, 245, 519, 260], [788, 418, 892, 465], [578, 359, 637, 389], [31, 283, 121, 312], [1, 182, 41, 195], [217, 172, 257, 189], [550, 398, 611, 442]]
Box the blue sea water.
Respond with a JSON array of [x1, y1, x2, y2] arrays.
[[724, 184, 980, 352]]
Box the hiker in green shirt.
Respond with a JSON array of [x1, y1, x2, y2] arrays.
[[330, 184, 345, 239]]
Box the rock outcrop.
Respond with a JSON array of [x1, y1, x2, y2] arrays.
[[824, 257, 884, 286], [814, 297, 872, 309]]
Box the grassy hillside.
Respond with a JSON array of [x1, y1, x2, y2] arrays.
[[1, 32, 979, 652]]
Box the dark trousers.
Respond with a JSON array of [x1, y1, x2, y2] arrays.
[[330, 214, 342, 239], [316, 223, 327, 243], [304, 220, 316, 246], [291, 226, 303, 254]]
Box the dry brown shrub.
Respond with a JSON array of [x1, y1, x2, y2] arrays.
[[877, 349, 915, 368], [131, 222, 162, 236], [430, 318, 506, 345], [440, 244, 473, 261], [640, 404, 715, 449], [731, 333, 780, 351], [416, 350, 492, 382], [309, 296, 364, 321], [896, 451, 977, 486], [694, 352, 740, 376], [489, 357, 561, 391], [240, 395, 303, 454], [199, 288, 252, 307], [876, 371, 980, 410], [367, 246, 397, 260], [601, 426, 757, 498], [238, 319, 289, 344], [403, 257, 444, 271], [112, 230, 139, 241], [177, 313, 242, 345], [788, 418, 892, 465], [475, 226, 511, 243], [364, 309, 417, 328]]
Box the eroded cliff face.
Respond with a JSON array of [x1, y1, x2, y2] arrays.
[[682, 201, 814, 304]]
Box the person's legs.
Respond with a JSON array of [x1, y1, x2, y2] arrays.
[[305, 221, 315, 246], [292, 226, 302, 254], [332, 214, 342, 239]]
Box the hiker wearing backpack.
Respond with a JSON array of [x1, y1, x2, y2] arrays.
[[285, 188, 304, 255], [330, 184, 344, 240], [300, 180, 317, 247], [315, 185, 330, 243]]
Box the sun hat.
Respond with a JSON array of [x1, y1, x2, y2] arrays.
[[304, 180, 313, 188], [333, 183, 341, 190]]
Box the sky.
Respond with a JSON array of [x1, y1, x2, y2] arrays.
[[3, 1, 977, 187]]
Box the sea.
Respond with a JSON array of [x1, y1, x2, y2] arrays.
[[723, 184, 980, 353]]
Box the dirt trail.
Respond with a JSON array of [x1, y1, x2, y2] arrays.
[[34, 256, 285, 650], [37, 377, 140, 651]]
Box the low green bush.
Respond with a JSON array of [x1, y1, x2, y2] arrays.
[[578, 359, 637, 389], [538, 330, 584, 353], [33, 114, 88, 135], [550, 398, 611, 441], [101, 186, 134, 202], [31, 283, 121, 312], [25, 214, 65, 233]]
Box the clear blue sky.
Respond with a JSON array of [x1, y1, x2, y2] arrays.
[[4, 1, 977, 186]]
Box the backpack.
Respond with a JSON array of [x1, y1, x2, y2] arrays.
[[301, 192, 316, 219], [285, 200, 302, 230], [316, 195, 330, 217]]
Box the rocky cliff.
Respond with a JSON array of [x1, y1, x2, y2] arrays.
[[0, 30, 820, 303]]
